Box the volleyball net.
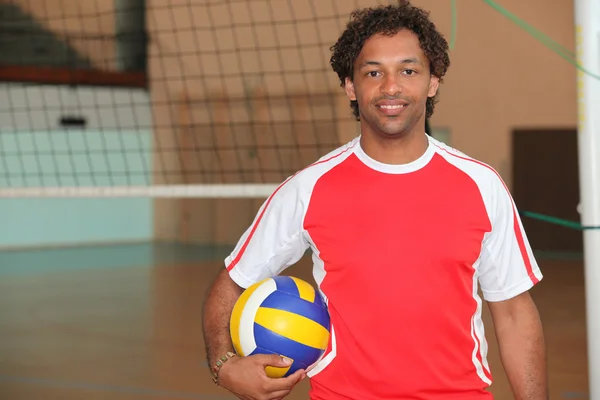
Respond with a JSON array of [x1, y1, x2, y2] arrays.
[[0, 0, 383, 198]]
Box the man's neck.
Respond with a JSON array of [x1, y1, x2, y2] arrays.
[[359, 129, 429, 165]]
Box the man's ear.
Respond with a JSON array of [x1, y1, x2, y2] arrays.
[[344, 77, 356, 101], [428, 75, 440, 98]]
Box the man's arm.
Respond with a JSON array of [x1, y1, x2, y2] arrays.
[[488, 291, 547, 400], [475, 167, 546, 397], [202, 269, 243, 369]]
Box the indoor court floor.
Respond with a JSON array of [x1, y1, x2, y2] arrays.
[[0, 243, 590, 399]]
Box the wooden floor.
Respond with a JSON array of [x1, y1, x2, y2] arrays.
[[0, 243, 589, 399]]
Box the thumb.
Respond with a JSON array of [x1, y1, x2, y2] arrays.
[[257, 354, 293, 367]]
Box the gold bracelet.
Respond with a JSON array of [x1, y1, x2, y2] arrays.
[[211, 351, 236, 385]]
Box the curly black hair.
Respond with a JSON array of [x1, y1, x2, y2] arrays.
[[330, 2, 450, 120]]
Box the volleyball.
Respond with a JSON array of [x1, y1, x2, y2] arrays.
[[229, 275, 330, 378]]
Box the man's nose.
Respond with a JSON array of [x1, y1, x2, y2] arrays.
[[381, 74, 402, 96]]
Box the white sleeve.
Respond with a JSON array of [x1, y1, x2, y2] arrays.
[[224, 178, 309, 289], [478, 175, 543, 302]]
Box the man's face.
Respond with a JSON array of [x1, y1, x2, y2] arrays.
[[344, 29, 439, 139]]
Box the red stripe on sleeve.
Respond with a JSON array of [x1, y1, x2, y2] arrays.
[[226, 175, 292, 272]]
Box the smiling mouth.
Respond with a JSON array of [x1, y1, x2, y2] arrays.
[[376, 103, 408, 116], [378, 104, 406, 110]]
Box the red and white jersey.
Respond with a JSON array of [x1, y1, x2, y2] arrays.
[[225, 135, 543, 400]]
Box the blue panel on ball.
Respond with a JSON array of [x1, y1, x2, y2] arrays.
[[313, 290, 326, 308], [260, 291, 330, 330], [272, 275, 299, 297], [249, 346, 308, 377], [253, 323, 324, 368]]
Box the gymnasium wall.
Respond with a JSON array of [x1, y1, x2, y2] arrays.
[[147, 0, 578, 246], [429, 0, 577, 179], [6, 0, 116, 70], [0, 84, 153, 249]]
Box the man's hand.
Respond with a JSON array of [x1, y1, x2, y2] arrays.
[[218, 353, 306, 400]]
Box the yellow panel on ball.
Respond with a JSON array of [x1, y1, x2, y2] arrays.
[[254, 307, 330, 350], [229, 277, 269, 357]]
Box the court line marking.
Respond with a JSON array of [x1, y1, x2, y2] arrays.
[[0, 374, 237, 399]]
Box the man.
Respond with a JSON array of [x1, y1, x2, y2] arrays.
[[202, 3, 547, 399]]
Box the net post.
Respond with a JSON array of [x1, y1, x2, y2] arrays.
[[574, 0, 600, 397]]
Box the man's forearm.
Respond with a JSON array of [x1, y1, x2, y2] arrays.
[[202, 269, 244, 368], [491, 295, 548, 400]]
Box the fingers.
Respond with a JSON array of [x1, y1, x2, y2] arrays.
[[267, 389, 295, 400], [266, 368, 305, 391], [254, 368, 304, 400], [305, 359, 319, 373], [263, 383, 300, 399], [255, 353, 294, 368], [283, 368, 306, 384]]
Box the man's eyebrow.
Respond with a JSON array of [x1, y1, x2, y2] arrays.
[[399, 58, 420, 64], [359, 58, 421, 68], [360, 60, 382, 67]]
